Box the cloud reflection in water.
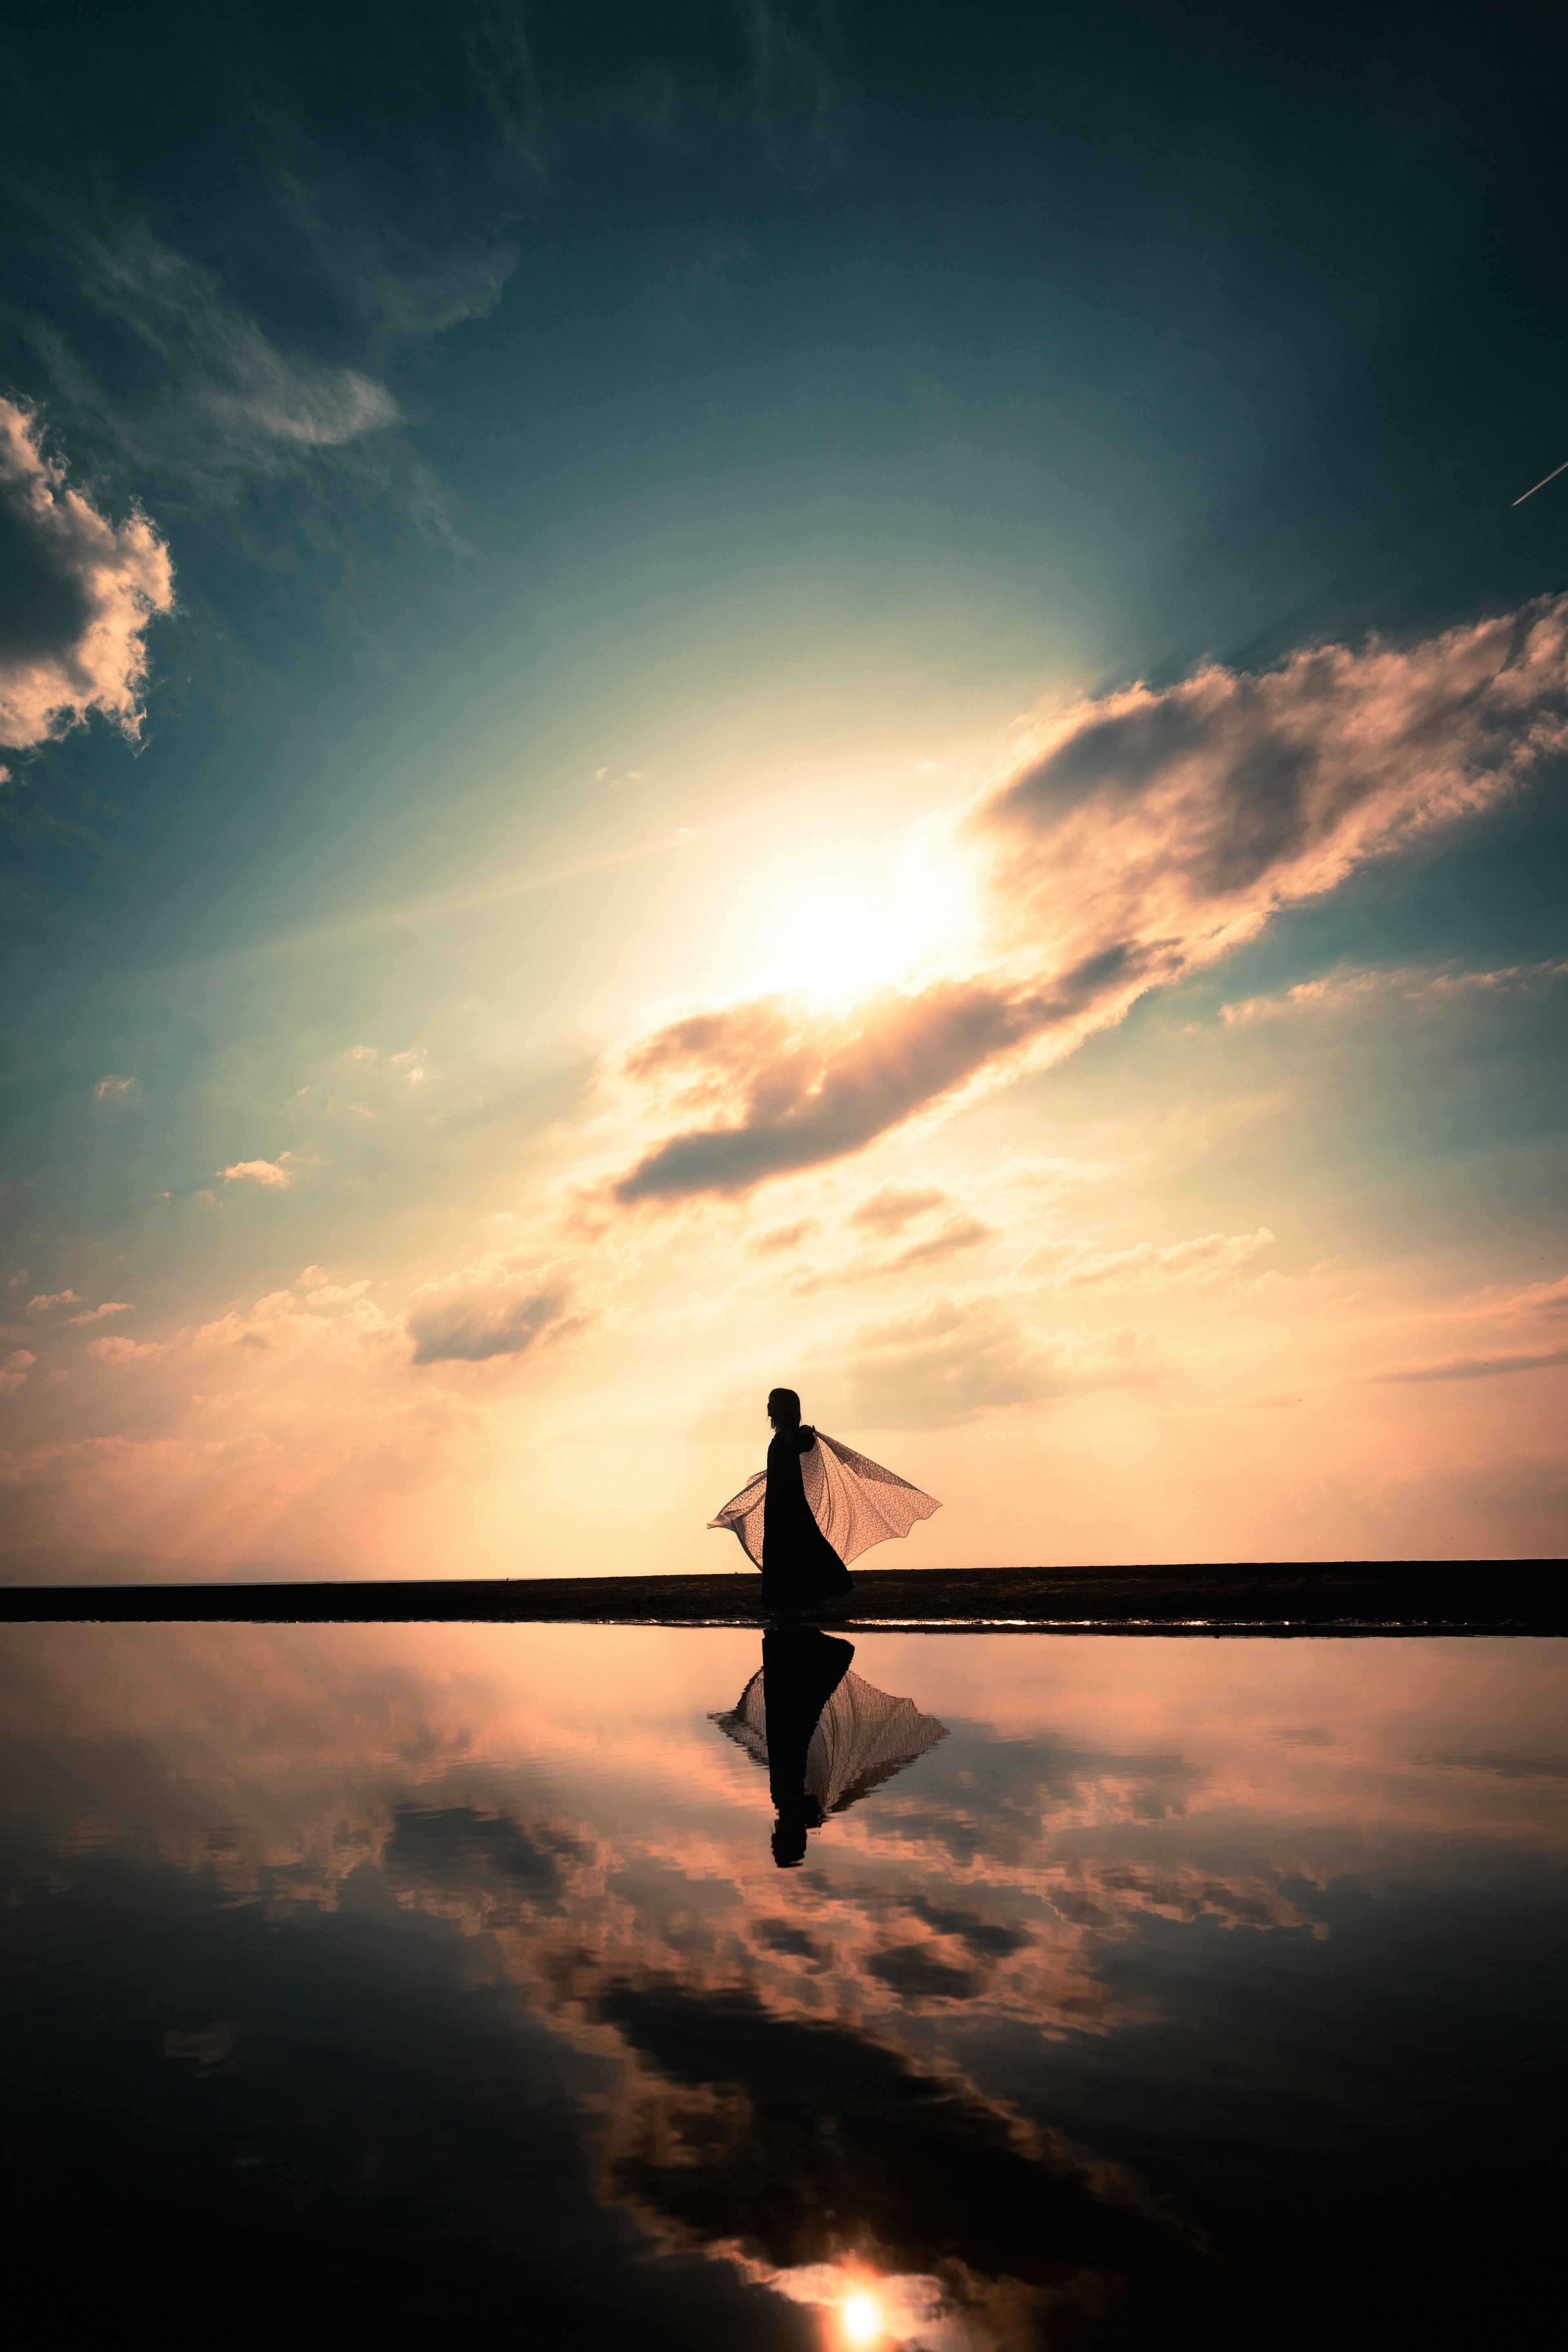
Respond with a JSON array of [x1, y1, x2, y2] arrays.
[[1, 1623, 1564, 2347]]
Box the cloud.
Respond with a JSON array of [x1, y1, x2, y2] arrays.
[[93, 1074, 136, 1098], [608, 599, 1568, 1203], [67, 1302, 133, 1326], [612, 967, 1116, 1203], [188, 1285, 400, 1369], [26, 1290, 81, 1312], [596, 1980, 1215, 2337], [382, 1803, 591, 1920], [87, 1334, 166, 1364], [1, 1350, 35, 1396], [789, 1211, 996, 1296], [1221, 956, 1568, 1024], [1496, 1274, 1568, 1321], [1370, 1343, 1568, 1384], [221, 1159, 292, 1189], [404, 1252, 580, 1365], [880, 1216, 993, 1272], [34, 227, 404, 501], [749, 1217, 818, 1255], [821, 1289, 1170, 1429], [848, 1182, 954, 1231], [1020, 1228, 1274, 1294], [0, 400, 174, 776], [975, 599, 1568, 951]]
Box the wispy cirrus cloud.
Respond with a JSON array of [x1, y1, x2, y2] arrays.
[[0, 399, 174, 780], [849, 1182, 955, 1232], [1019, 1228, 1274, 1294], [1220, 956, 1568, 1025], [1370, 1343, 1568, 1385], [608, 599, 1568, 1206], [784, 1194, 996, 1295], [1496, 1274, 1568, 1321], [26, 226, 405, 501]]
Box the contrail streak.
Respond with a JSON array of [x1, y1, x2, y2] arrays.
[[1514, 456, 1568, 506]]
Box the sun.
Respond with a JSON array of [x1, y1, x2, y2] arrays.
[[840, 2290, 883, 2345], [765, 896, 915, 1003]]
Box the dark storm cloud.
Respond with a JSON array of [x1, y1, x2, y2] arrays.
[[609, 600, 1568, 1203]]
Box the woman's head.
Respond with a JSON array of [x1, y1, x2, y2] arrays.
[[767, 1387, 802, 1429]]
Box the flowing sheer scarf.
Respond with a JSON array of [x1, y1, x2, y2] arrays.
[[709, 1432, 940, 1569]]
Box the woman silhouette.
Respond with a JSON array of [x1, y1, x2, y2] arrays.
[[709, 1397, 939, 1612], [762, 1388, 854, 1615]]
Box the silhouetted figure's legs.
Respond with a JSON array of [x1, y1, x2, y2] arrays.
[[762, 1627, 854, 1866]]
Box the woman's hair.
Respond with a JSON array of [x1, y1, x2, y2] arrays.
[[768, 1386, 802, 1423]]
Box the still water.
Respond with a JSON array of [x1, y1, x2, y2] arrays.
[[3, 1623, 1564, 2348]]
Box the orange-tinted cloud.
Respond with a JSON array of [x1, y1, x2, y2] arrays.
[[608, 599, 1568, 1204], [612, 958, 1131, 1203], [405, 1251, 579, 1365], [816, 1288, 1170, 1428], [220, 1157, 292, 1188], [1018, 1228, 1274, 1294], [0, 399, 174, 777], [1370, 1342, 1568, 1384]]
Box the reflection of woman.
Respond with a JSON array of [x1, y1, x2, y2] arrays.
[[762, 1388, 853, 1615], [710, 1630, 949, 1867], [708, 1388, 941, 1619], [761, 1627, 855, 1866]]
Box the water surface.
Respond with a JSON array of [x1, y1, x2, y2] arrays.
[[3, 1624, 1563, 2347]]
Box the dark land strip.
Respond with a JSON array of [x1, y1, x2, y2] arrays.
[[0, 1560, 1560, 1632]]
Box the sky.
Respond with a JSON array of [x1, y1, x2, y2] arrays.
[[1, 0, 1566, 1580]]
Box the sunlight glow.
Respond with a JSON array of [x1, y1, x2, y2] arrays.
[[765, 897, 915, 1001], [841, 2290, 883, 2345]]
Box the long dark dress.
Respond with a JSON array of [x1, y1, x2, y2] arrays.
[[761, 1626, 856, 1866], [761, 1426, 854, 1613]]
